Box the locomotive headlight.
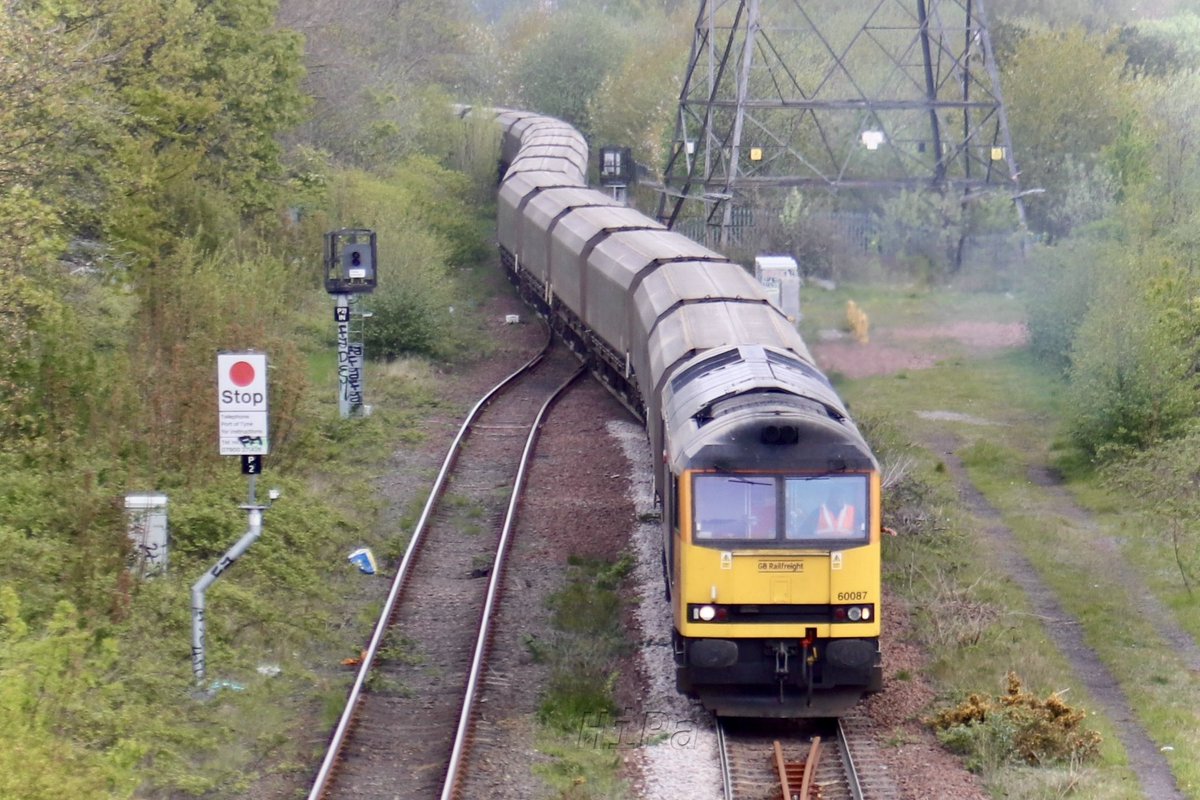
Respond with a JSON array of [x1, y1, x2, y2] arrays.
[[861, 607, 871, 621], [848, 606, 863, 621], [698, 605, 717, 621]]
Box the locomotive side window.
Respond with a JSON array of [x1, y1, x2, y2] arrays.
[[785, 475, 868, 540], [693, 475, 776, 540]]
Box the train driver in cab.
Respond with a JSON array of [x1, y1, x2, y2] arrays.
[[786, 477, 867, 539]]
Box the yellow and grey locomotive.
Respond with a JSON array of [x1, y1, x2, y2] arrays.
[[490, 107, 882, 717]]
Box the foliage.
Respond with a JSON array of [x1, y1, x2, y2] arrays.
[[1102, 426, 1200, 595], [1045, 157, 1120, 235], [874, 190, 964, 281], [992, 0, 1136, 32], [1134, 69, 1200, 229], [1119, 14, 1200, 75], [18, 0, 311, 259], [1022, 238, 1112, 372], [279, 0, 485, 166], [1002, 28, 1135, 240], [1063, 254, 1200, 458], [928, 673, 1103, 771], [586, 11, 689, 169], [767, 191, 849, 280], [324, 161, 488, 360], [510, 8, 631, 138], [0, 598, 142, 799], [128, 243, 311, 479]]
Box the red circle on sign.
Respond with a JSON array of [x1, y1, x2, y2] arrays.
[[230, 361, 256, 387]]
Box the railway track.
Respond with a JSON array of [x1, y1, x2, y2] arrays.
[[719, 708, 899, 800], [308, 334, 585, 800]]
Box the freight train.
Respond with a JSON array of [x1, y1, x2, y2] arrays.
[[487, 108, 882, 717]]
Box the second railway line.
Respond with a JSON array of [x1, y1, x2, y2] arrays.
[[311, 336, 586, 799]]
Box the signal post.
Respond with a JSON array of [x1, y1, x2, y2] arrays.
[[324, 229, 377, 418]]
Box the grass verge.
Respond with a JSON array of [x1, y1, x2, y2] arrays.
[[819, 286, 1163, 798], [531, 554, 635, 799]]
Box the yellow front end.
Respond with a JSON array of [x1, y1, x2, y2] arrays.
[[674, 470, 882, 639], [670, 469, 882, 716]]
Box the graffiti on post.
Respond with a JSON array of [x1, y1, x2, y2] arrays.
[[192, 606, 206, 679], [336, 316, 365, 411]]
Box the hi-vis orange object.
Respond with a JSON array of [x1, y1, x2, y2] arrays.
[[816, 504, 856, 536], [846, 300, 870, 344]]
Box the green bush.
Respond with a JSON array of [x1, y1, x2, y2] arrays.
[[360, 235, 460, 359], [928, 673, 1103, 772], [1023, 238, 1110, 372], [326, 163, 489, 360], [1063, 256, 1200, 458], [1103, 426, 1200, 594]]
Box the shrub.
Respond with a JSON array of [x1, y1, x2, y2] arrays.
[[1023, 238, 1110, 372], [927, 673, 1103, 771], [325, 164, 488, 360], [1102, 426, 1200, 594], [1063, 256, 1200, 458], [359, 231, 460, 360], [854, 411, 946, 538]]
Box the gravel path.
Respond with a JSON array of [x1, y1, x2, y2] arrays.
[[1027, 464, 1200, 672]]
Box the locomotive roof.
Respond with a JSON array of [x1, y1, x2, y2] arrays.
[[645, 306, 807, 398], [660, 344, 872, 472]]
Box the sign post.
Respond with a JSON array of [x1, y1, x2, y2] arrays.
[[192, 352, 276, 688]]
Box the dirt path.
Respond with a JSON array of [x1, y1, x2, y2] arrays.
[[815, 320, 1189, 799], [1026, 465, 1200, 672], [931, 432, 1184, 800]]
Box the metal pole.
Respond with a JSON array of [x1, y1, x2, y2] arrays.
[[336, 293, 351, 419], [190, 479, 266, 687]]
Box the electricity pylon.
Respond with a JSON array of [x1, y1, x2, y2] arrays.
[[656, 0, 1024, 245]]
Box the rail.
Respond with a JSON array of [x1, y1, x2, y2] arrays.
[[307, 329, 553, 800], [440, 362, 587, 799], [718, 716, 868, 800]]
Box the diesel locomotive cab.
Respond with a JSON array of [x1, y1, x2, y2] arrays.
[[692, 473, 869, 544], [662, 348, 882, 718], [674, 467, 883, 717]]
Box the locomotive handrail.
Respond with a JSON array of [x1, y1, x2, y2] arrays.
[[307, 324, 553, 800]]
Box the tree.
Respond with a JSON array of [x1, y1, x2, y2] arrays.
[[511, 8, 630, 137], [586, 10, 689, 168], [1003, 28, 1135, 239], [1064, 254, 1200, 458], [279, 0, 486, 167], [96, 0, 307, 254], [1135, 70, 1200, 229]]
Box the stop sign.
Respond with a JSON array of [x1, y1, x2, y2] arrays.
[[217, 352, 268, 455]]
